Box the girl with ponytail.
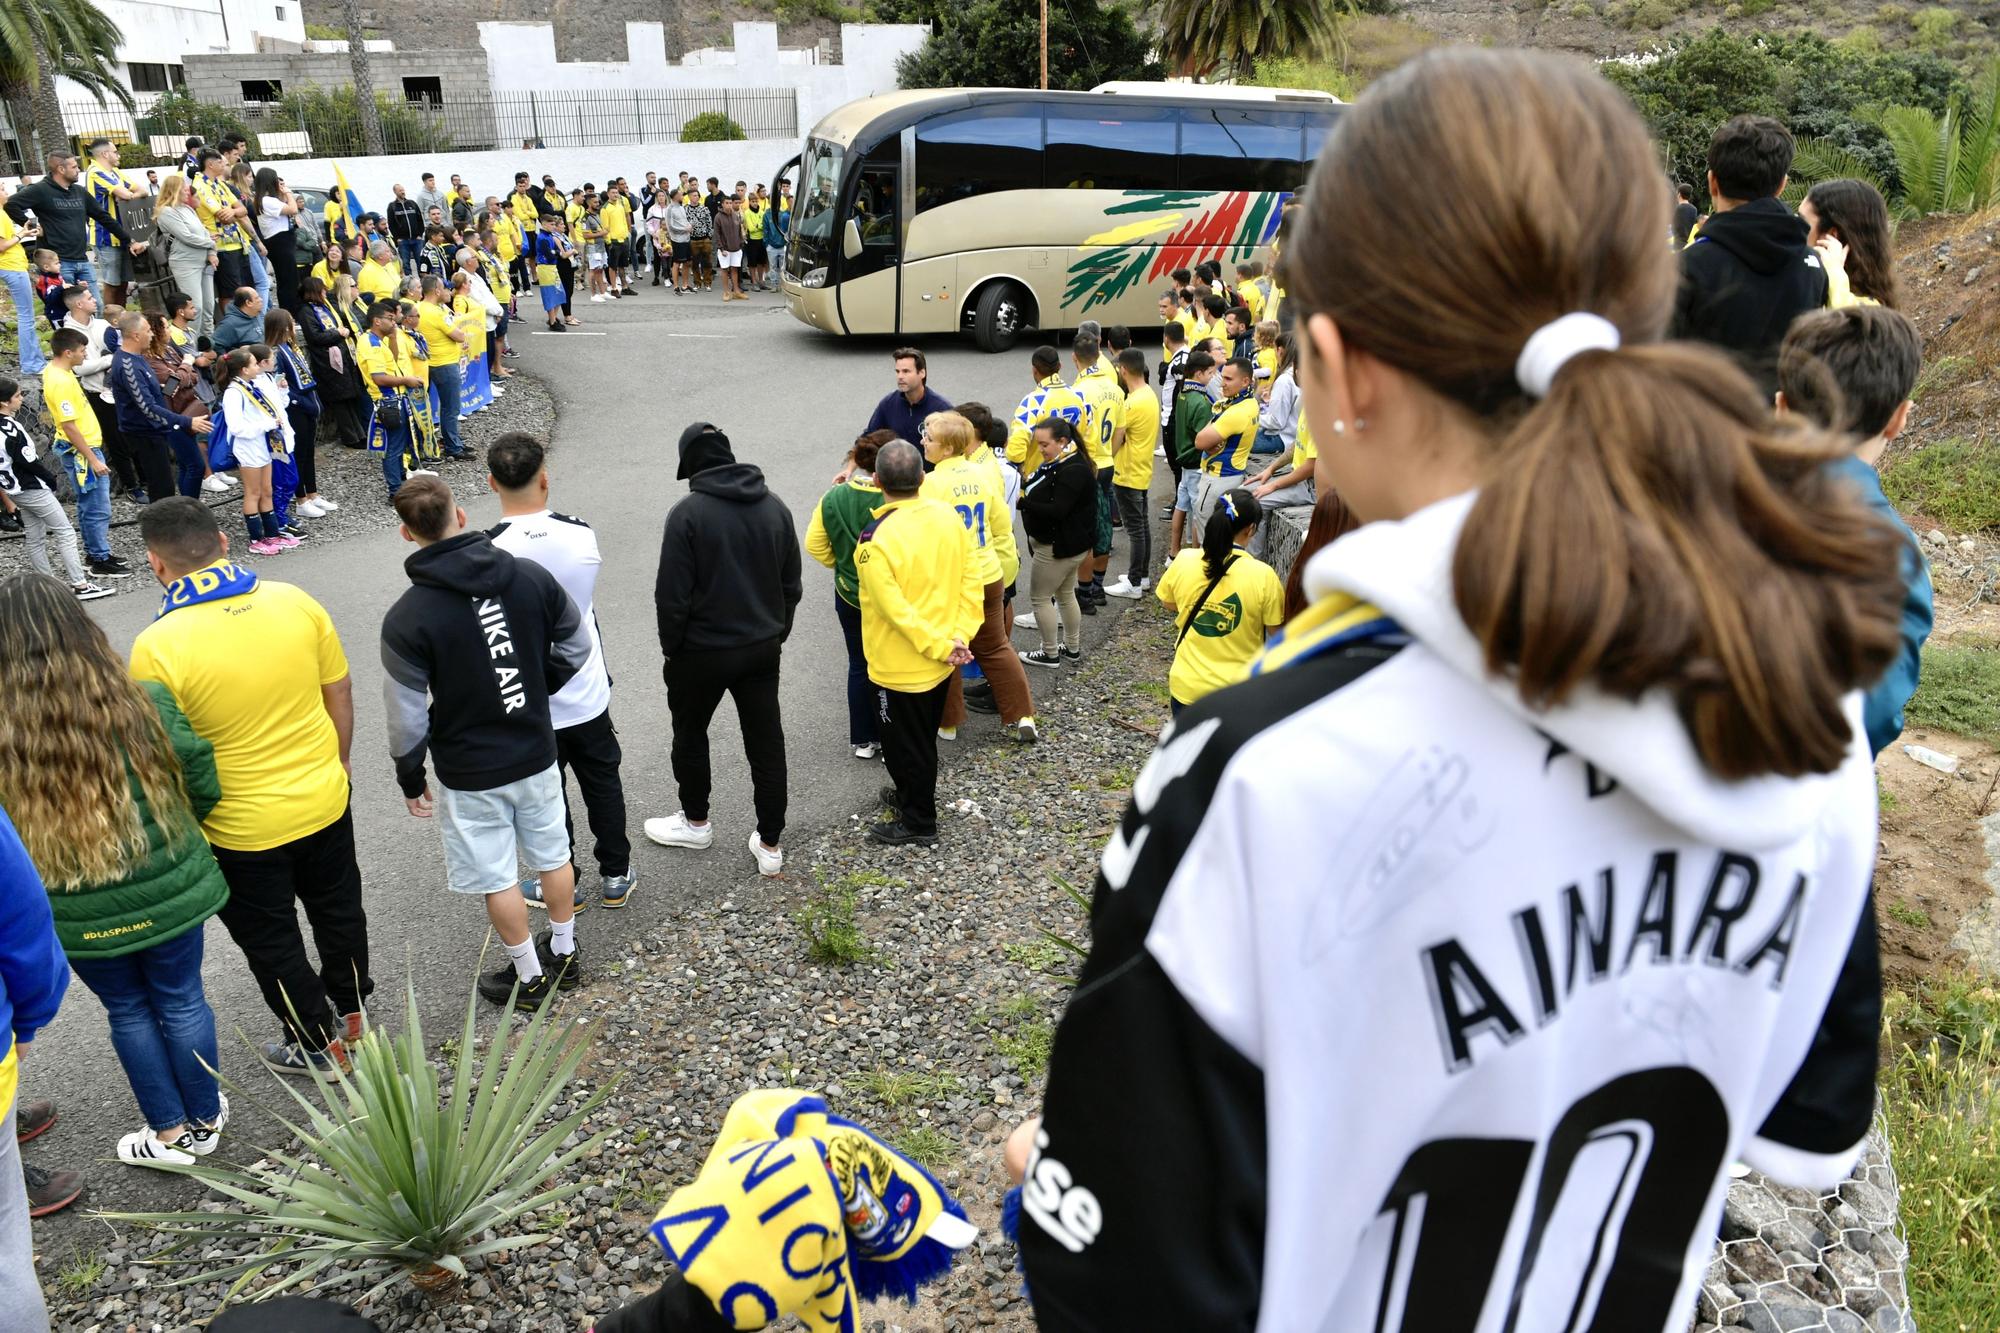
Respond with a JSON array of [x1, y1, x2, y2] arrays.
[[1010, 48, 1907, 1332], [1152, 487, 1285, 715]]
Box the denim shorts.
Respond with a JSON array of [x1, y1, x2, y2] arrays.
[[437, 764, 569, 895], [1173, 466, 1202, 516]]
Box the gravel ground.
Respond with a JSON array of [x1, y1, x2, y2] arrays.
[[0, 371, 556, 585], [51, 574, 1176, 1333]]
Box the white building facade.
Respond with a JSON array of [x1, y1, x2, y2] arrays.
[[57, 0, 307, 113]]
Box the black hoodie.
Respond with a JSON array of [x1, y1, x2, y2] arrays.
[[380, 531, 590, 798], [1670, 196, 1828, 395], [655, 425, 803, 658]]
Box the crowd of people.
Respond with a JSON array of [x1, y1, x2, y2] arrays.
[[0, 50, 1951, 1333], [0, 143, 801, 605]]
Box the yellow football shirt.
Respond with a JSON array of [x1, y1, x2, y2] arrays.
[[357, 331, 415, 399], [1236, 280, 1265, 323], [129, 574, 353, 852], [1113, 385, 1160, 491], [1206, 392, 1260, 477], [602, 199, 631, 243], [1156, 548, 1287, 706], [357, 258, 400, 304], [0, 210, 29, 273], [1072, 363, 1123, 470], [920, 455, 1004, 586], [42, 365, 101, 455], [192, 176, 245, 251], [415, 302, 463, 368]]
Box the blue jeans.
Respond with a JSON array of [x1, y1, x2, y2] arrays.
[[379, 416, 411, 496], [397, 239, 422, 271], [167, 428, 205, 497], [833, 591, 877, 746], [59, 257, 101, 308], [246, 244, 271, 310], [54, 445, 111, 561], [429, 361, 464, 456], [69, 925, 223, 1133], [1250, 428, 1286, 457], [1, 270, 43, 373]]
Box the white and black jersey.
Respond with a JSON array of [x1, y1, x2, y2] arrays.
[[490, 509, 611, 731], [1017, 492, 1880, 1332]]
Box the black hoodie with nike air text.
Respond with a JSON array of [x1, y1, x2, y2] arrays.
[[380, 531, 591, 799], [1670, 195, 1829, 395]]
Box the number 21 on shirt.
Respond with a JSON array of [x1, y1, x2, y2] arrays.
[[954, 501, 988, 547]]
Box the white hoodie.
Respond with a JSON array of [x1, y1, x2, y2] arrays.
[[1016, 492, 1879, 1333]]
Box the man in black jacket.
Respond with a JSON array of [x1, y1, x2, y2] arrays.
[[381, 475, 594, 1011], [647, 423, 802, 877], [385, 185, 424, 272], [1670, 115, 1828, 395], [5, 151, 147, 307]]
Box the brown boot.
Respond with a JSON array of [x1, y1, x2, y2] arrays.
[[23, 1163, 84, 1217]]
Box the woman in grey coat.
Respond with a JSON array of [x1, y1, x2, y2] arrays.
[[152, 175, 218, 337]]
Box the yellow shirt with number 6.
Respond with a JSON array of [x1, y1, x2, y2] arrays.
[[1113, 384, 1160, 491]]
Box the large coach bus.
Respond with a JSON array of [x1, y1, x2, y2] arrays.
[[777, 85, 1344, 350]]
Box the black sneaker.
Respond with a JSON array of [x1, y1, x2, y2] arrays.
[[88, 556, 135, 577], [23, 1163, 83, 1217], [965, 691, 1000, 715], [1020, 649, 1064, 670], [1060, 646, 1083, 664], [129, 488, 151, 505], [1078, 594, 1099, 617], [512, 971, 560, 1012], [879, 784, 901, 810], [477, 960, 523, 1005], [533, 929, 585, 990], [868, 819, 938, 848]]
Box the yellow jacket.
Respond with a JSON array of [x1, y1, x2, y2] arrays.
[[968, 444, 1019, 586], [921, 455, 1004, 586], [856, 495, 983, 693]]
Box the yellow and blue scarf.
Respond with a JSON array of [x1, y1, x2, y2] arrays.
[[157, 560, 257, 619], [650, 1090, 976, 1332]]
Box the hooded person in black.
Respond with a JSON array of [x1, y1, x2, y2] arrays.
[[380, 475, 594, 1011], [646, 424, 802, 876], [1670, 114, 1828, 395]]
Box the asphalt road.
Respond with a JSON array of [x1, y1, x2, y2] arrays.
[[24, 282, 1138, 1243]]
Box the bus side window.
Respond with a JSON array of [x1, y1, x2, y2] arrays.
[[1180, 110, 1308, 192], [915, 106, 1045, 214], [1045, 106, 1178, 191]]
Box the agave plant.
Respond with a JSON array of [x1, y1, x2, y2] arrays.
[[104, 964, 615, 1307]]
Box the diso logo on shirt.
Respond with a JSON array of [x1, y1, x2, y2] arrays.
[[1021, 1127, 1102, 1254]]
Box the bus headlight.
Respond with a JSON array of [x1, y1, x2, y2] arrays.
[[801, 267, 828, 289]]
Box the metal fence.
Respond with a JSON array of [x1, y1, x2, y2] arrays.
[[38, 87, 796, 169]]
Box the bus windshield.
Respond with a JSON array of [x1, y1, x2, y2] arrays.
[[789, 138, 844, 283]]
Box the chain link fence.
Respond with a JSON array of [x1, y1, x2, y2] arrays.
[[1694, 1122, 1912, 1333], [32, 86, 796, 171]]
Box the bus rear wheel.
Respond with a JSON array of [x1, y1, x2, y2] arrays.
[[972, 283, 1032, 353]]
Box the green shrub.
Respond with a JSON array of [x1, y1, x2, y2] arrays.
[[1626, 0, 1678, 27], [1881, 436, 2000, 533], [681, 110, 748, 142], [135, 90, 248, 156], [1569, 0, 1597, 15], [777, 0, 869, 18], [1836, 25, 1884, 54], [276, 86, 449, 156], [796, 880, 876, 965], [1910, 5, 1958, 48], [1904, 644, 2000, 739], [102, 971, 612, 1304]]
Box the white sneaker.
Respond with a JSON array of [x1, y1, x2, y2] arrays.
[[938, 726, 958, 742], [643, 811, 714, 849], [218, 471, 239, 487], [1103, 577, 1148, 600], [296, 499, 327, 518], [316, 495, 341, 512], [853, 742, 881, 760], [185, 1091, 230, 1157], [118, 1127, 196, 1168], [748, 829, 783, 877], [1013, 610, 1041, 629], [590, 293, 608, 303], [201, 474, 230, 494]]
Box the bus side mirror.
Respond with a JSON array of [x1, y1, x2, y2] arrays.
[[842, 218, 863, 261]]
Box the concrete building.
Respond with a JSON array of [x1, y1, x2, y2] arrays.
[[55, 0, 307, 122]]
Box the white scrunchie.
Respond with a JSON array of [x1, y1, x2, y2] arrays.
[[1515, 312, 1621, 398]]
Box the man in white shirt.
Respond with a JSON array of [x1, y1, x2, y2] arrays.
[[485, 432, 634, 909]]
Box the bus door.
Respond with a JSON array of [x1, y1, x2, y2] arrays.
[[834, 134, 904, 335]]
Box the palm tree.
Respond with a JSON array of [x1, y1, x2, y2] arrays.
[[0, 0, 131, 168], [1153, 0, 1350, 82], [1791, 57, 2000, 219], [337, 0, 385, 155]]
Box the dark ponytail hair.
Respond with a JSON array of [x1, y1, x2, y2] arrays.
[[1804, 178, 1898, 308], [1288, 48, 1905, 780], [214, 347, 258, 392], [1204, 488, 1262, 580]]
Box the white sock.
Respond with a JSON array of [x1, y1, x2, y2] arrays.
[[505, 935, 543, 983], [548, 917, 576, 957]]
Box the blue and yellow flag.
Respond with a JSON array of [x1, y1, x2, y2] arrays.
[[329, 163, 365, 241]]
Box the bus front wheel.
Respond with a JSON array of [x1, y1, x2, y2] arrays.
[[972, 283, 1032, 353]]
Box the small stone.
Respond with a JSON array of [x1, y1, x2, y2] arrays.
[[1925, 528, 1947, 546], [1965, 265, 1985, 286]]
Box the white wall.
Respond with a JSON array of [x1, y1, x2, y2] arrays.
[[247, 140, 803, 211], [52, 0, 305, 136], [479, 20, 928, 140]]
